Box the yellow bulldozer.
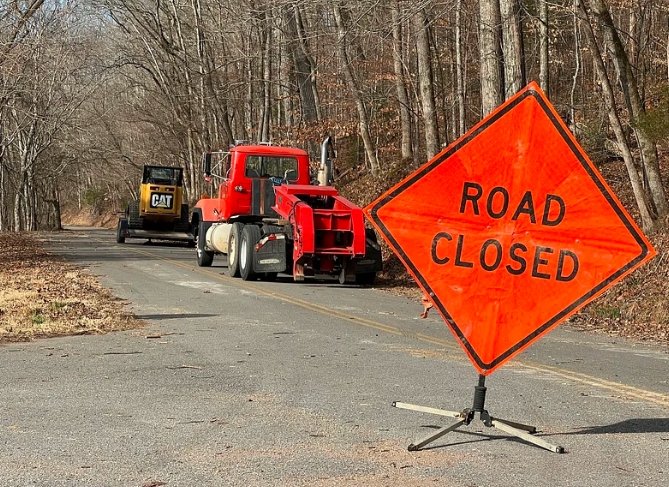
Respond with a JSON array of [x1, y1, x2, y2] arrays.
[[116, 165, 194, 245]]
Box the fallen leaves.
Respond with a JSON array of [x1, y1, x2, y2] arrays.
[[0, 232, 143, 343]]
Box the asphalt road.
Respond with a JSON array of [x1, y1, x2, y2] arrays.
[[1, 227, 668, 487]]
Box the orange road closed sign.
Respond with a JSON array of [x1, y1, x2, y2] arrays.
[[365, 82, 656, 375]]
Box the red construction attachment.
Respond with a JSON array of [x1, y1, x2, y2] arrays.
[[274, 184, 366, 278]]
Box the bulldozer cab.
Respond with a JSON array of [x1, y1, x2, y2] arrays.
[[143, 166, 183, 186], [139, 165, 184, 217]]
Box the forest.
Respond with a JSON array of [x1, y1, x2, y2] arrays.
[[0, 0, 668, 234]]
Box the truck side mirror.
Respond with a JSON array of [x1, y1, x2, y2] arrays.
[[202, 153, 212, 177]]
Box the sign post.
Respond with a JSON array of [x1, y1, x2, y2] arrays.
[[364, 83, 655, 453]]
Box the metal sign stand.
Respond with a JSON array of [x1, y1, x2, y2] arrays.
[[393, 375, 565, 453]]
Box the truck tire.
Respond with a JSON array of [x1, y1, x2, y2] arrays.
[[196, 221, 214, 267], [116, 219, 127, 244], [127, 200, 142, 229], [240, 224, 261, 281], [227, 222, 243, 278]]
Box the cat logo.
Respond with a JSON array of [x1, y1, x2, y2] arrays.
[[150, 193, 174, 209]]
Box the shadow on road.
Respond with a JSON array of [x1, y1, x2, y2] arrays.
[[566, 418, 669, 435], [136, 313, 219, 320]]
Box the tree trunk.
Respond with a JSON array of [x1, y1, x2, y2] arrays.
[[13, 191, 21, 232], [47, 183, 62, 231], [413, 8, 439, 158], [577, 0, 655, 232], [500, 0, 526, 98], [589, 0, 668, 219], [391, 0, 413, 161], [279, 26, 294, 128], [570, 0, 580, 134], [244, 33, 254, 141], [191, 0, 210, 150], [283, 4, 319, 124], [260, 17, 272, 143], [332, 4, 380, 175], [539, 0, 549, 94], [479, 0, 503, 116], [295, 6, 322, 122], [455, 0, 466, 137], [0, 159, 4, 232]]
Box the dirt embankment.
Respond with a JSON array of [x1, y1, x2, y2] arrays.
[[61, 207, 119, 229]]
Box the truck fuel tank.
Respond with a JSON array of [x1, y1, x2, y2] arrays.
[[206, 222, 232, 254]]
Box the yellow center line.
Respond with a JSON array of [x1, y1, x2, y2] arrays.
[[516, 362, 669, 407], [100, 239, 669, 409]]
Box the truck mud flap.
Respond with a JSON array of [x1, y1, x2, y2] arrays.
[[253, 234, 288, 273]]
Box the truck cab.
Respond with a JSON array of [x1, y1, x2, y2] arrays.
[[195, 144, 311, 223]]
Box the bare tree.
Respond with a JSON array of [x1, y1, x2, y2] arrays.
[[455, 0, 466, 137], [577, 0, 656, 232], [479, 0, 503, 116], [588, 0, 667, 221], [500, 0, 526, 98], [413, 7, 439, 158], [332, 3, 380, 175], [539, 0, 549, 94], [260, 11, 272, 143], [391, 0, 413, 161], [282, 3, 320, 125]]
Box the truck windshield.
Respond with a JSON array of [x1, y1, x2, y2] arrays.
[[245, 156, 298, 182], [144, 167, 182, 185]]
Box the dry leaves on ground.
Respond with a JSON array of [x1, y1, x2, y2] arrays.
[[0, 232, 142, 343]]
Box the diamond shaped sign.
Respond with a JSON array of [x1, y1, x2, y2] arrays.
[[365, 82, 655, 375]]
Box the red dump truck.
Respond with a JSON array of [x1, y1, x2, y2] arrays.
[[190, 138, 382, 283]]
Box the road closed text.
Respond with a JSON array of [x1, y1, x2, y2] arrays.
[[430, 182, 580, 281]]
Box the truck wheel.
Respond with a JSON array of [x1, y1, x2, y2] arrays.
[[196, 221, 214, 267], [116, 219, 127, 244], [227, 222, 243, 278], [240, 225, 261, 281]]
